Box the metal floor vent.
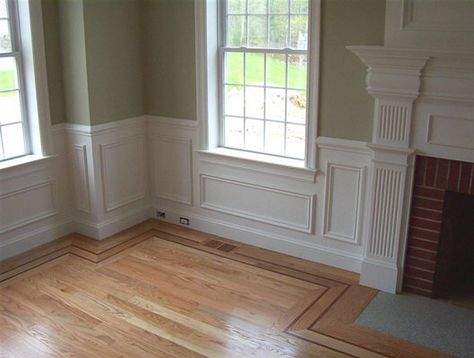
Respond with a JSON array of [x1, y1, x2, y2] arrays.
[[204, 240, 237, 252]]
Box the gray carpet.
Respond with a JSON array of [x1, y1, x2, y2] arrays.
[[355, 292, 474, 358]]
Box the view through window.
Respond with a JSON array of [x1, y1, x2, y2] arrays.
[[221, 0, 309, 159], [0, 0, 28, 161]]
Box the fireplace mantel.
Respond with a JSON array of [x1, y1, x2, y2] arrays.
[[347, 45, 474, 293]]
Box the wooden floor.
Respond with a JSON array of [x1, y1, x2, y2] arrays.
[[0, 220, 448, 357]]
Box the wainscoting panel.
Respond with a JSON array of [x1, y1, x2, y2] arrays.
[[100, 136, 146, 212], [200, 175, 315, 233], [151, 136, 193, 205], [323, 164, 364, 244], [71, 144, 90, 213], [0, 181, 57, 234]]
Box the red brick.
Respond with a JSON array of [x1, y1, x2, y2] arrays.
[[405, 256, 436, 271], [406, 246, 438, 261], [404, 276, 434, 290], [410, 217, 442, 231], [459, 162, 473, 194], [411, 196, 444, 211], [411, 208, 443, 221], [425, 157, 437, 187], [404, 266, 435, 281], [414, 186, 445, 200], [448, 161, 461, 191], [403, 285, 432, 297], [435, 159, 449, 189], [409, 238, 439, 251], [409, 227, 440, 241], [414, 156, 426, 186]]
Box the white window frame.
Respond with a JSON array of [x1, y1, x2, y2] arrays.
[[196, 0, 320, 170], [0, 0, 53, 168]]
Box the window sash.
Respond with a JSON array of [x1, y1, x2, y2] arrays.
[[218, 0, 310, 160], [0, 0, 30, 162]]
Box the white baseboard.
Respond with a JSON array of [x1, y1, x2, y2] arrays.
[[154, 208, 362, 273], [360, 258, 399, 293], [73, 206, 153, 240], [0, 218, 73, 261]]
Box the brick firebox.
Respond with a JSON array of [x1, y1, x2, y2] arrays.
[[403, 156, 474, 297]]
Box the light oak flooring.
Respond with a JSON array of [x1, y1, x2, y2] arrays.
[[0, 220, 449, 357]]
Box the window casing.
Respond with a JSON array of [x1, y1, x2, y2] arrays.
[[0, 0, 30, 162], [219, 0, 311, 160]]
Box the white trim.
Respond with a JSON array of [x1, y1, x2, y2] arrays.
[[200, 174, 315, 233], [64, 116, 145, 137]]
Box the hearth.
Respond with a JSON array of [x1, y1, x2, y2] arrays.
[[403, 156, 474, 298]]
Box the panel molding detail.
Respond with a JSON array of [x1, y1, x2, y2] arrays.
[[377, 103, 410, 144], [0, 181, 57, 234], [323, 164, 365, 244], [426, 114, 474, 150], [151, 136, 193, 206], [200, 175, 315, 233], [71, 144, 91, 213], [100, 136, 146, 212]]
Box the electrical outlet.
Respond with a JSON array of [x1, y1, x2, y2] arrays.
[[156, 210, 166, 219], [179, 217, 190, 226]]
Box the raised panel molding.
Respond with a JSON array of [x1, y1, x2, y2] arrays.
[[401, 0, 474, 32], [100, 136, 146, 212], [200, 175, 315, 233], [151, 136, 193, 205], [323, 164, 364, 244], [71, 144, 91, 213], [0, 181, 57, 234], [426, 114, 474, 150]]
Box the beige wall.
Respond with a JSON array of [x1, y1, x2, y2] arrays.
[[143, 0, 196, 120], [42, 0, 385, 140], [319, 0, 385, 141]]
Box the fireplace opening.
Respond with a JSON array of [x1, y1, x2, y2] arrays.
[[433, 191, 474, 304]]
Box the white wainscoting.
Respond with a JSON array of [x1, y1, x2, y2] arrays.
[[322, 163, 365, 244], [71, 144, 91, 213], [200, 174, 315, 233]]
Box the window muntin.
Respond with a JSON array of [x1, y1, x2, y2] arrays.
[[221, 0, 309, 159], [0, 0, 29, 161]]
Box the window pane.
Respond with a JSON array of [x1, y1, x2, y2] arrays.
[[291, 0, 308, 13], [287, 90, 306, 124], [288, 54, 307, 88], [269, 15, 288, 48], [0, 0, 7, 18], [225, 116, 244, 148], [248, 0, 267, 14], [245, 119, 264, 151], [0, 57, 18, 90], [266, 88, 285, 121], [266, 53, 286, 87], [225, 85, 244, 117], [265, 121, 284, 155], [227, 16, 246, 47], [0, 19, 11, 53], [290, 15, 308, 49], [245, 53, 264, 85], [228, 0, 245, 14], [0, 90, 21, 124], [245, 86, 264, 118], [226, 52, 244, 84], [2, 123, 25, 158], [269, 0, 288, 13], [286, 124, 305, 158], [248, 15, 266, 48]]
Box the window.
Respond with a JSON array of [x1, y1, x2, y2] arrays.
[[220, 0, 310, 160], [0, 0, 29, 161]]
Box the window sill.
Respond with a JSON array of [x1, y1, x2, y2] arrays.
[[0, 154, 54, 173], [197, 147, 318, 183]]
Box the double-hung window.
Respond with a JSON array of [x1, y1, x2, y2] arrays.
[[0, 0, 29, 161], [220, 0, 310, 160]]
